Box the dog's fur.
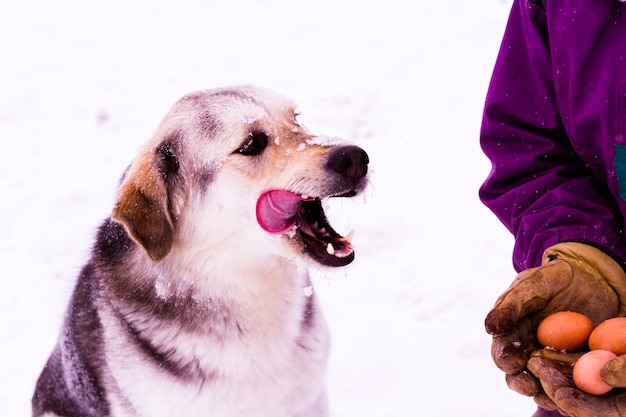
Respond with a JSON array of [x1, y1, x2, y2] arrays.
[[32, 86, 369, 417]]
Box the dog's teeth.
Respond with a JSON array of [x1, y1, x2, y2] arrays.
[[326, 243, 335, 256], [341, 230, 355, 243]]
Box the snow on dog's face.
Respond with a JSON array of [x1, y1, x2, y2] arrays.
[[112, 86, 369, 268]]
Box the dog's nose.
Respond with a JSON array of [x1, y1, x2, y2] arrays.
[[325, 145, 369, 181]]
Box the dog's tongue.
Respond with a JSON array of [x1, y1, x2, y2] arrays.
[[256, 189, 303, 233]]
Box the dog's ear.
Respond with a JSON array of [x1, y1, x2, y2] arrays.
[[112, 141, 181, 261]]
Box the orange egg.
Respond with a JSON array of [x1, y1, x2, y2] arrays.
[[589, 317, 626, 355], [573, 349, 617, 395], [536, 311, 593, 352]]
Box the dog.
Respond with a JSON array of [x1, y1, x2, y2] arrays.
[[32, 86, 369, 417]]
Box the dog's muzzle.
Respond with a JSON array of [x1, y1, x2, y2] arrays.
[[256, 145, 369, 267]]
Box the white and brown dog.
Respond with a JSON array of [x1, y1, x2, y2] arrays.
[[32, 86, 369, 417]]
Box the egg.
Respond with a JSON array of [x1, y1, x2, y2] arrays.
[[589, 317, 626, 355], [573, 349, 617, 395], [536, 311, 593, 352]]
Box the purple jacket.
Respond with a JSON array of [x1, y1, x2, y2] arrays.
[[480, 0, 626, 272]]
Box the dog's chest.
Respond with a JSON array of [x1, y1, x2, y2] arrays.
[[99, 292, 330, 417], [108, 360, 327, 417]]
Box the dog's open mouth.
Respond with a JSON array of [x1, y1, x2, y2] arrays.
[[256, 189, 355, 267]]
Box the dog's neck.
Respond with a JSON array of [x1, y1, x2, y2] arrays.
[[107, 250, 312, 333], [100, 252, 320, 388]]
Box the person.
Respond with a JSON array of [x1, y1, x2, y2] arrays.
[[480, 1, 626, 416]]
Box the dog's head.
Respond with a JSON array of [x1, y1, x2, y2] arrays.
[[111, 86, 369, 268]]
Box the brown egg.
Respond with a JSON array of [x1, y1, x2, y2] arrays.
[[537, 311, 593, 352], [573, 349, 617, 395], [589, 317, 626, 355]]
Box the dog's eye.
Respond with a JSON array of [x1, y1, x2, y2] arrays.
[[237, 131, 269, 156]]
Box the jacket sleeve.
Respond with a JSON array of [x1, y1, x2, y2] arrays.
[[479, 0, 626, 272]]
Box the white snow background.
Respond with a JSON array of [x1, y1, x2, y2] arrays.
[[0, 0, 538, 416]]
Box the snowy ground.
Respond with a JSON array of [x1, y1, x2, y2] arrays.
[[0, 1, 539, 416]]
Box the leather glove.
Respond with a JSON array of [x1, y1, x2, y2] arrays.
[[485, 242, 626, 405], [527, 349, 626, 416]]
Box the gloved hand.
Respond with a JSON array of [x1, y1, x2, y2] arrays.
[[485, 242, 626, 410], [528, 349, 626, 416]]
